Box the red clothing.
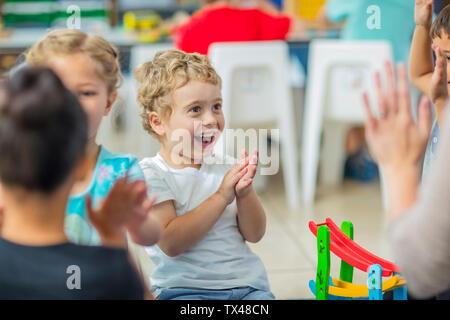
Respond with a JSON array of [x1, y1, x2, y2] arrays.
[[174, 6, 292, 55]]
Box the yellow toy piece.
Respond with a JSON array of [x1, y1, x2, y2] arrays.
[[123, 11, 161, 31], [327, 275, 406, 298]]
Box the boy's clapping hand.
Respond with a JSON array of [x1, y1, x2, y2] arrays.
[[430, 44, 449, 105], [86, 175, 152, 247], [235, 150, 258, 198], [216, 157, 249, 205], [415, 0, 433, 28]]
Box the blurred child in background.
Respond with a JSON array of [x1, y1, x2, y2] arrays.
[[24, 29, 162, 247], [174, 0, 305, 55]]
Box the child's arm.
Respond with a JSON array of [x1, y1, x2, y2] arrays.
[[235, 150, 266, 243], [153, 159, 249, 257], [409, 0, 434, 95]]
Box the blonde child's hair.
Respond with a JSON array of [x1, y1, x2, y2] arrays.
[[24, 29, 122, 94], [134, 49, 221, 139]]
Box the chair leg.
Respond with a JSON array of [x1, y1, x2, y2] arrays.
[[281, 134, 299, 209], [301, 109, 322, 206], [320, 122, 348, 186], [279, 103, 300, 209]]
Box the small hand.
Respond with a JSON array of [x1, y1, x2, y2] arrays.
[[216, 156, 249, 205], [125, 195, 158, 232], [415, 0, 433, 28], [430, 43, 449, 105], [235, 149, 258, 198], [86, 175, 149, 239]]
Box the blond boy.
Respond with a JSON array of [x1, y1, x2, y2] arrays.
[[134, 50, 274, 300]]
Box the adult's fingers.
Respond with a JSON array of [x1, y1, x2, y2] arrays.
[[384, 61, 398, 114], [362, 92, 377, 132], [375, 71, 388, 117], [397, 63, 412, 118], [417, 95, 432, 140]]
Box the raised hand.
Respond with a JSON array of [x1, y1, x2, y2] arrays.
[[86, 175, 150, 243], [363, 62, 432, 172], [430, 43, 449, 105], [415, 0, 433, 28], [235, 149, 258, 198], [216, 156, 249, 205]]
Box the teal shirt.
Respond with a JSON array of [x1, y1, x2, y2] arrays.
[[326, 0, 415, 63], [65, 146, 145, 245]]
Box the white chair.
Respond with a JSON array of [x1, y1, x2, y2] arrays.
[[209, 41, 300, 209], [301, 40, 393, 206]]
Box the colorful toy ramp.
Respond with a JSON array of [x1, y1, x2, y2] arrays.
[[309, 218, 400, 277]]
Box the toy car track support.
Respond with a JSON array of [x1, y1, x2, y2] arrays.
[[368, 264, 383, 300], [339, 221, 354, 283], [316, 225, 330, 300]]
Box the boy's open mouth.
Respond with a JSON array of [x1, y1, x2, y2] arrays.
[[194, 133, 216, 149]]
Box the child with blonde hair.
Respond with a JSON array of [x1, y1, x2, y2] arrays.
[[135, 49, 274, 300], [24, 29, 162, 247]]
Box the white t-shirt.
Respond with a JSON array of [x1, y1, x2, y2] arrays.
[[139, 153, 271, 296]]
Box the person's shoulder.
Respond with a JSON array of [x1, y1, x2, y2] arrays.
[[139, 154, 167, 172], [139, 154, 173, 181]]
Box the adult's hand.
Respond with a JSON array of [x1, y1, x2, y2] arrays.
[[363, 61, 432, 219], [363, 62, 431, 172]]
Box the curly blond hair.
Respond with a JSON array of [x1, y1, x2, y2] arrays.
[[24, 29, 122, 94], [134, 49, 221, 139]]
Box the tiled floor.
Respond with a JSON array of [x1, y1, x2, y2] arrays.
[[129, 171, 394, 300]]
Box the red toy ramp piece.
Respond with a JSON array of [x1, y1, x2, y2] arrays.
[[309, 219, 400, 277]]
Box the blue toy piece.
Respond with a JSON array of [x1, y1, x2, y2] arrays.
[[393, 272, 408, 300], [368, 264, 383, 300]]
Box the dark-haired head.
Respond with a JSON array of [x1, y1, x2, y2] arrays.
[[0, 67, 88, 193], [431, 4, 450, 39]]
